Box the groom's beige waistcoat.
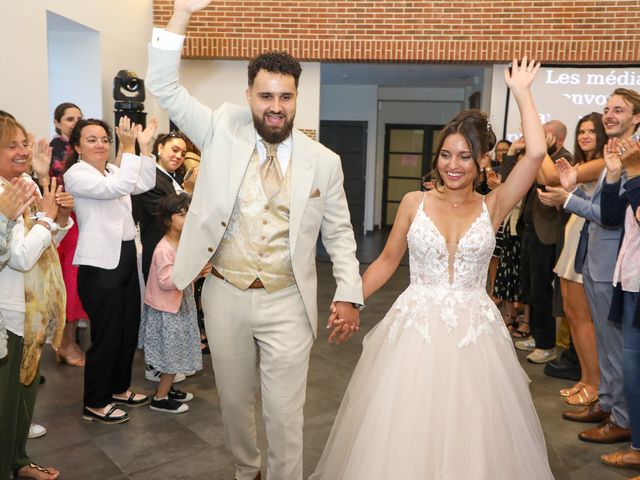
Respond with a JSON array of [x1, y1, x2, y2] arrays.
[[212, 150, 295, 292]]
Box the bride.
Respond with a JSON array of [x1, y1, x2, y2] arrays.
[[311, 58, 555, 479]]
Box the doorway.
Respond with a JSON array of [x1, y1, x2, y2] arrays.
[[47, 11, 102, 136], [319, 120, 368, 235], [382, 124, 443, 227]]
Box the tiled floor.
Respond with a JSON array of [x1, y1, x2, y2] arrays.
[[27, 235, 636, 479]]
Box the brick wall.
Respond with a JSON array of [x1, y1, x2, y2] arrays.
[[153, 0, 640, 63]]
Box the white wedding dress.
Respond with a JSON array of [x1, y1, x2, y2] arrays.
[[310, 195, 554, 480]]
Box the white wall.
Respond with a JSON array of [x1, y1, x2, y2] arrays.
[[47, 12, 102, 136], [0, 0, 165, 144], [320, 85, 378, 231]]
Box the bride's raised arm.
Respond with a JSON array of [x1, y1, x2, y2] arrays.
[[487, 57, 545, 229]]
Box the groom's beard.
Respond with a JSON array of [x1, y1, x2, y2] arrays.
[[253, 111, 295, 144]]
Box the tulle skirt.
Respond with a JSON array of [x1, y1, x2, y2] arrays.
[[310, 284, 554, 480]]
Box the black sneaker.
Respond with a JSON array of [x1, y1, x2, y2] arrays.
[[150, 397, 189, 414], [168, 387, 194, 403]]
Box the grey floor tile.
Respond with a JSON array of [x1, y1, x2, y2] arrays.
[[24, 243, 636, 479]]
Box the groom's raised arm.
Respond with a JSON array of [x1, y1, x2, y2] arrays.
[[146, 0, 217, 150]]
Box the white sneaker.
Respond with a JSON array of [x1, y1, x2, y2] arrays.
[[28, 423, 47, 439], [514, 338, 536, 351], [145, 365, 185, 384], [527, 348, 558, 364]]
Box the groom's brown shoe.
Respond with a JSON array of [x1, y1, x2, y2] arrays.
[[563, 402, 610, 423], [579, 419, 631, 443]]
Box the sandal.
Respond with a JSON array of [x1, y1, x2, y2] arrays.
[[82, 404, 130, 424], [502, 314, 517, 333], [511, 319, 531, 339], [13, 463, 59, 480], [566, 385, 599, 406], [560, 382, 585, 397]]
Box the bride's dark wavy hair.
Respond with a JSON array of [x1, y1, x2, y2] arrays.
[[430, 109, 496, 190]]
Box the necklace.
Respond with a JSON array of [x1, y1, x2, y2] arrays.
[[442, 191, 475, 208]]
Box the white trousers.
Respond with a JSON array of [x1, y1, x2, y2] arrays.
[[202, 275, 314, 480]]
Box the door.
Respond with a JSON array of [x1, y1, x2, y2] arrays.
[[319, 120, 367, 234], [382, 124, 443, 227]]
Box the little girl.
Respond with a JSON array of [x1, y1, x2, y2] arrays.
[[138, 193, 207, 413]]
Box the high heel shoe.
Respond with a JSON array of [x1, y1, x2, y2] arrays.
[[55, 351, 85, 367]]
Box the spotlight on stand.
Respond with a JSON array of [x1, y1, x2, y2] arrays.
[[113, 70, 147, 152]]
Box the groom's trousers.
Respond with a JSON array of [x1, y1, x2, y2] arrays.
[[202, 274, 314, 480]]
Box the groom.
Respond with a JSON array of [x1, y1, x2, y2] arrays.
[[146, 1, 363, 479]]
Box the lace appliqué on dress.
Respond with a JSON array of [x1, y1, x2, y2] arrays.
[[387, 197, 506, 347]]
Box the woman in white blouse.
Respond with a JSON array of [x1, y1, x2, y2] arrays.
[[0, 115, 74, 480], [64, 117, 156, 424]]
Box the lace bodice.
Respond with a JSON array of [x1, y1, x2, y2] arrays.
[[407, 195, 495, 291]]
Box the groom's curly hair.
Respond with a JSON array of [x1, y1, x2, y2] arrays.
[[248, 51, 302, 88]]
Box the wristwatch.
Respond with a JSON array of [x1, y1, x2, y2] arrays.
[[351, 303, 365, 311], [37, 216, 58, 232]]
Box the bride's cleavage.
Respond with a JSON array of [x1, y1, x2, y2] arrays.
[[445, 242, 458, 284]]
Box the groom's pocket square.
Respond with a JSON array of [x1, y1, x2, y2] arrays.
[[309, 188, 321, 198]]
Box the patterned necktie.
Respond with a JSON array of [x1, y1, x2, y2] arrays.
[[260, 140, 283, 200]]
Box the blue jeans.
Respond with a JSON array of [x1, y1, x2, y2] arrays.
[[622, 291, 640, 448]]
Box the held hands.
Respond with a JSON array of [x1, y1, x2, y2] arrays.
[[0, 178, 37, 220], [138, 118, 159, 157], [504, 57, 540, 93], [327, 301, 360, 344], [555, 158, 578, 192]]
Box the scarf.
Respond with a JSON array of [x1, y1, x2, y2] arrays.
[[19, 182, 66, 385]]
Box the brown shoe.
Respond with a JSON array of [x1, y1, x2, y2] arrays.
[[563, 402, 610, 423], [601, 449, 640, 470], [579, 419, 631, 444]]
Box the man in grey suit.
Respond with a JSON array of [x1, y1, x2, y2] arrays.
[[146, 1, 363, 478], [558, 89, 640, 443]]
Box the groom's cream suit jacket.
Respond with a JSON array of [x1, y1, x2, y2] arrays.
[[146, 46, 363, 335]]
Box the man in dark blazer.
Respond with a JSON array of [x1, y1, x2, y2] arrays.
[[516, 120, 574, 363]]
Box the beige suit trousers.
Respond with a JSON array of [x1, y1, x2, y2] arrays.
[[202, 275, 314, 480]]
